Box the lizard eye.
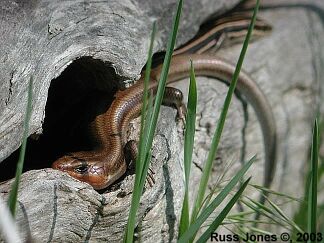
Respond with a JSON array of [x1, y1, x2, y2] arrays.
[[74, 164, 89, 174]]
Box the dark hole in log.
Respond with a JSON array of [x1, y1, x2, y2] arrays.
[[0, 57, 120, 181]]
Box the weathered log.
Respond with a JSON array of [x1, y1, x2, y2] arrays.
[[0, 0, 239, 162]]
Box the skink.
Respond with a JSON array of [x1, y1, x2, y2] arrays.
[[52, 13, 276, 190]]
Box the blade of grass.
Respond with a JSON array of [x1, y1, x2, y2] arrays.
[[240, 198, 291, 231], [247, 226, 273, 236], [124, 0, 182, 241], [138, 0, 183, 199], [135, 0, 183, 215], [293, 119, 322, 234], [226, 216, 280, 227], [123, 23, 156, 243], [246, 196, 277, 216], [198, 158, 239, 220], [139, 93, 154, 187], [138, 0, 183, 198], [308, 119, 318, 235], [179, 60, 197, 236], [227, 211, 255, 218], [250, 184, 302, 202], [198, 158, 238, 216], [144, 0, 183, 147], [137, 22, 157, 177], [178, 156, 256, 243], [196, 178, 251, 243], [266, 198, 304, 233], [246, 196, 304, 233], [190, 0, 261, 224], [8, 77, 33, 216]]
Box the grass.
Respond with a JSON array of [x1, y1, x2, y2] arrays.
[[308, 119, 319, 234], [293, 118, 324, 239], [123, 0, 323, 241], [123, 21, 156, 243], [0, 76, 33, 242], [195, 178, 251, 243], [179, 60, 197, 236], [123, 0, 183, 241], [125, 0, 268, 241], [178, 158, 255, 243], [7, 77, 33, 216], [177, 0, 261, 241], [189, 0, 261, 228], [235, 119, 321, 242]]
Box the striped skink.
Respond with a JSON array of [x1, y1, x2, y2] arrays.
[[52, 12, 276, 191]]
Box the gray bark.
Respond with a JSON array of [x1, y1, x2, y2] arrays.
[[1, 0, 324, 242], [0, 0, 238, 162]]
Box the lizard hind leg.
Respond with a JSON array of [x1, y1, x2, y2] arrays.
[[163, 87, 187, 127]]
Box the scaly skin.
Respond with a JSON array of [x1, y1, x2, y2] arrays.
[[52, 12, 276, 190], [52, 54, 277, 190]]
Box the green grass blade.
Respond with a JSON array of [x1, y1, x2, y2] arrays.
[[124, 0, 182, 241], [178, 156, 256, 243], [293, 119, 322, 234], [139, 93, 154, 187], [179, 60, 197, 236], [266, 198, 304, 233], [247, 197, 277, 216], [138, 0, 183, 195], [183, 61, 197, 183], [144, 0, 182, 148], [308, 119, 319, 235], [247, 226, 273, 236], [240, 198, 290, 230], [136, 22, 157, 177], [190, 0, 261, 224], [250, 184, 302, 202], [8, 77, 33, 216], [196, 178, 251, 243], [123, 23, 156, 243], [179, 191, 190, 238], [138, 92, 154, 188], [198, 159, 238, 214], [124, 24, 155, 242], [184, 60, 197, 184], [243, 196, 304, 233]]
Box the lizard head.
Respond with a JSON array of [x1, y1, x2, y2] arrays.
[[52, 155, 108, 190]]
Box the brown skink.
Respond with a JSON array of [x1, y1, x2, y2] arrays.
[[52, 13, 276, 190]]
